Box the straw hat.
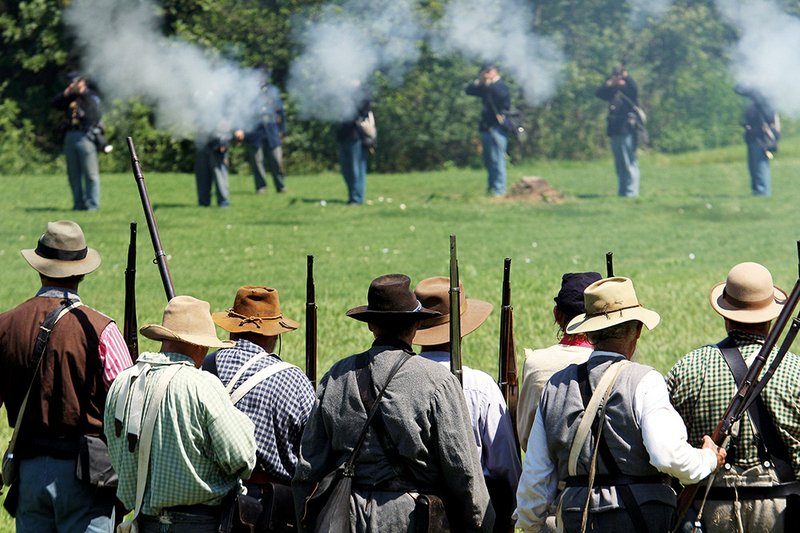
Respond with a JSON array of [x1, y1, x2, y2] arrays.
[[21, 220, 101, 278], [346, 274, 440, 323], [411, 276, 493, 346], [566, 277, 660, 334], [213, 286, 299, 336], [140, 296, 233, 348], [709, 262, 786, 324]]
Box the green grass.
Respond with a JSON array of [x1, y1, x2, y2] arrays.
[[2, 138, 800, 529]]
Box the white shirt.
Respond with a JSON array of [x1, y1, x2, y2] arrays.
[[515, 351, 718, 532], [420, 351, 521, 491]]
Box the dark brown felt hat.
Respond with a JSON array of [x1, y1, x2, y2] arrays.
[[412, 276, 493, 346], [346, 274, 440, 323], [213, 286, 299, 336]]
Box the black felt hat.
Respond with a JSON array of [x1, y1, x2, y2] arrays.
[[554, 272, 603, 320], [346, 274, 440, 323]]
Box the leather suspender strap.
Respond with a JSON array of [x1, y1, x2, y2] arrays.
[[4, 300, 82, 471], [717, 338, 795, 483]]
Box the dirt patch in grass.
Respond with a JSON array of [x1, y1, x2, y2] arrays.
[[504, 176, 566, 204]]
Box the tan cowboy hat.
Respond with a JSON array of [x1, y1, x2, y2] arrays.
[[346, 274, 440, 323], [213, 286, 299, 336], [566, 277, 660, 334], [710, 262, 786, 324], [21, 220, 101, 278], [140, 295, 233, 348], [411, 276, 493, 346]]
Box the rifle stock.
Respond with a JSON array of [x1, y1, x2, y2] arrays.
[[498, 258, 521, 455], [673, 277, 800, 528], [127, 137, 176, 301], [606, 251, 614, 277], [306, 255, 318, 388], [449, 235, 463, 385], [123, 222, 138, 361]]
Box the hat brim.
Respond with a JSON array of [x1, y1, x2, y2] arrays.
[[139, 324, 233, 348], [565, 306, 661, 335], [709, 281, 786, 324], [21, 248, 101, 278], [212, 312, 299, 336], [345, 305, 440, 323], [412, 299, 493, 346]]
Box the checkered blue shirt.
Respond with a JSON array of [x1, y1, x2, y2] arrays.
[[206, 339, 315, 482]]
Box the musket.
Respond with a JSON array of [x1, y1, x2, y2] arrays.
[[127, 137, 176, 301], [673, 276, 800, 528], [449, 235, 463, 385], [498, 257, 521, 455], [306, 255, 317, 388], [606, 251, 614, 277], [123, 221, 139, 361]]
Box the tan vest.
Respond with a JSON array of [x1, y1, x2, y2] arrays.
[[0, 295, 112, 454]]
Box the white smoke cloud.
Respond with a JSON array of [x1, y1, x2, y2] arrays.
[[63, 0, 263, 141], [430, 0, 565, 105], [717, 0, 800, 115], [629, 0, 673, 27], [287, 0, 424, 122]]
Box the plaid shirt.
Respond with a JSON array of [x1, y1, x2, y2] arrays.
[[207, 339, 315, 483], [667, 330, 800, 478], [105, 352, 256, 515]]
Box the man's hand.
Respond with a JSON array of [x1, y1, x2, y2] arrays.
[[702, 435, 727, 470]]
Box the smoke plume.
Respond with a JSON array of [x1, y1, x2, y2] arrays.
[[430, 0, 565, 105], [287, 0, 425, 122], [63, 0, 263, 141], [717, 0, 800, 115]]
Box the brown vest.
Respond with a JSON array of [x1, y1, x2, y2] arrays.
[[0, 295, 113, 455]]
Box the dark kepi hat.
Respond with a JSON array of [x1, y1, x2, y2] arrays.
[[554, 272, 603, 320], [346, 274, 440, 323]]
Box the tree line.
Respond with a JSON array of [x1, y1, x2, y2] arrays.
[[0, 0, 792, 175]]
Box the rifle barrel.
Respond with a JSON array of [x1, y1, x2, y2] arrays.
[[449, 235, 463, 385], [305, 255, 317, 388], [123, 221, 138, 361], [498, 257, 521, 456], [606, 251, 614, 277], [127, 137, 176, 301]]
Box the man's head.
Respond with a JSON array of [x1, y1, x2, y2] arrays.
[[213, 286, 298, 352], [140, 295, 233, 366], [566, 277, 660, 357], [480, 63, 499, 83], [553, 272, 603, 330], [611, 62, 627, 78], [411, 276, 492, 349], [347, 274, 440, 343], [710, 262, 786, 332], [22, 221, 101, 284]]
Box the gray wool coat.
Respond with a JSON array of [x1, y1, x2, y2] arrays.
[[292, 340, 495, 532]]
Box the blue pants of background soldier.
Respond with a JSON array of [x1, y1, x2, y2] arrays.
[[64, 130, 100, 211], [747, 140, 772, 196], [611, 133, 640, 197], [194, 145, 230, 207], [338, 138, 367, 204], [481, 127, 508, 196]]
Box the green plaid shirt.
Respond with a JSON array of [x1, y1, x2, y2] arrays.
[[105, 352, 256, 515], [666, 331, 800, 478]]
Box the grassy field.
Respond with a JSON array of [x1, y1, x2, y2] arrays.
[[2, 138, 800, 528]]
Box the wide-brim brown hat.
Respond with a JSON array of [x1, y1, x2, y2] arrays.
[[566, 277, 660, 334], [412, 276, 493, 346], [213, 286, 299, 336], [710, 262, 786, 324], [141, 295, 233, 348], [346, 274, 440, 323], [21, 220, 101, 278]]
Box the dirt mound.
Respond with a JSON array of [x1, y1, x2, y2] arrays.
[[506, 176, 565, 204]]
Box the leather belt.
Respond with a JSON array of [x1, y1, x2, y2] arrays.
[[564, 474, 671, 487], [704, 482, 800, 500], [162, 504, 222, 517]]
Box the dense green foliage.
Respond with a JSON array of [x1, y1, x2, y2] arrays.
[[0, 0, 794, 174]]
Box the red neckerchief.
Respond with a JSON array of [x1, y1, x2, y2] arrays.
[[559, 335, 593, 348]]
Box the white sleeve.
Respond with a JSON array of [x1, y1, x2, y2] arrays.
[[515, 405, 557, 532], [635, 370, 717, 485]]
